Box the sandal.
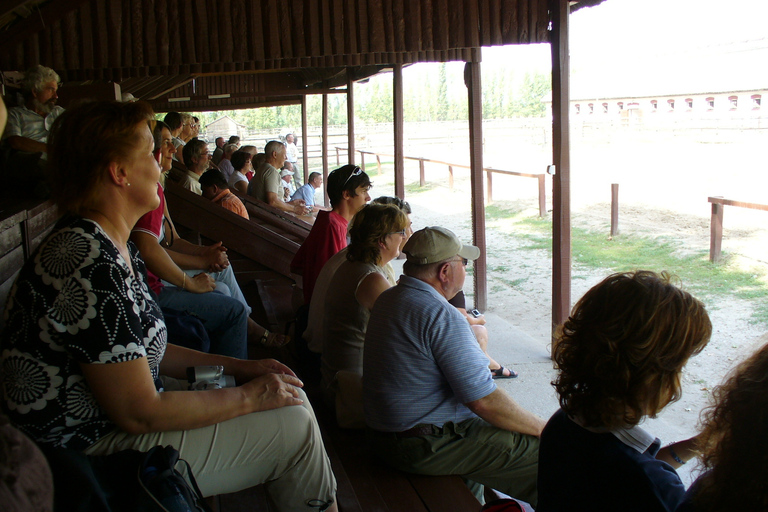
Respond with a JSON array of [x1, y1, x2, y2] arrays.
[[260, 330, 290, 348], [490, 366, 518, 379]]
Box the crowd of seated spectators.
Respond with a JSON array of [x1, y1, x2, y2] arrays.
[[2, 70, 767, 511]]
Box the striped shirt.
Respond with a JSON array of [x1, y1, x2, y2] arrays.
[[363, 275, 496, 432]]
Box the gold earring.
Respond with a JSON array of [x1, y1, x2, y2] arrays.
[[127, 183, 131, 186]]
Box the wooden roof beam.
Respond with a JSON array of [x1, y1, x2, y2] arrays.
[[0, 0, 91, 52], [0, 0, 36, 20]]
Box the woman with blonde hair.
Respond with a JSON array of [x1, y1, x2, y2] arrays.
[[678, 342, 768, 511], [320, 203, 408, 425], [538, 271, 712, 512], [0, 101, 338, 511]]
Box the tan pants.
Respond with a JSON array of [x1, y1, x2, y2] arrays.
[[85, 385, 336, 512]]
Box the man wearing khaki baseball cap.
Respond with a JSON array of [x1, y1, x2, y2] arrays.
[[363, 226, 545, 506]]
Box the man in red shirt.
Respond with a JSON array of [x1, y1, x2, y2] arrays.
[[291, 164, 371, 304]]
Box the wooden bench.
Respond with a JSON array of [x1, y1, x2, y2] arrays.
[[0, 199, 60, 329], [164, 183, 304, 335], [213, 387, 482, 512]]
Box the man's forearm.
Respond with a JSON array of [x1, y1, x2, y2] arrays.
[[7, 136, 47, 153], [467, 388, 546, 437]]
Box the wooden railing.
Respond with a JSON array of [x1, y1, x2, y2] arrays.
[[335, 147, 547, 217], [708, 196, 768, 262]]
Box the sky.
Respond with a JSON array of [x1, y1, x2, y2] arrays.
[[566, 0, 768, 97]]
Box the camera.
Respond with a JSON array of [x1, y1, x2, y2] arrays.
[[469, 308, 483, 318], [186, 366, 236, 391]]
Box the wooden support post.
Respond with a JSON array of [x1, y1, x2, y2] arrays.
[[710, 200, 723, 263], [301, 95, 309, 183], [538, 174, 546, 218], [611, 183, 619, 237], [376, 154, 382, 175], [486, 171, 493, 204], [335, 147, 340, 166], [448, 165, 454, 189], [347, 73, 355, 165], [465, 52, 487, 312], [550, 0, 572, 343], [419, 159, 425, 187], [322, 94, 330, 208], [360, 152, 365, 173], [393, 64, 405, 199]]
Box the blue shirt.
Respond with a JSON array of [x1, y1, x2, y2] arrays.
[[538, 409, 685, 512], [292, 183, 316, 206], [363, 276, 496, 432]]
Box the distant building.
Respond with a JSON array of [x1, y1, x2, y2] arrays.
[[205, 116, 248, 142]]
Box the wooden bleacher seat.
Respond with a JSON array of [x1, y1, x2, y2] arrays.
[[1, 200, 60, 329]]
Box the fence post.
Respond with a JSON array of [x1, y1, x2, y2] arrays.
[[448, 165, 454, 189], [538, 174, 546, 217], [336, 147, 340, 166], [710, 200, 724, 263], [486, 170, 493, 204], [419, 159, 426, 187], [360, 152, 365, 173], [376, 154, 382, 174], [611, 183, 619, 237]]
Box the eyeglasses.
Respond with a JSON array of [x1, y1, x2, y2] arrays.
[[451, 257, 468, 267], [388, 230, 406, 237], [342, 166, 363, 186]]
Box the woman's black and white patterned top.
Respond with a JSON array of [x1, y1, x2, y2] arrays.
[[1, 216, 167, 450]]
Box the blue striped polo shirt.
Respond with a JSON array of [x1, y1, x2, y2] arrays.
[[363, 275, 496, 432]]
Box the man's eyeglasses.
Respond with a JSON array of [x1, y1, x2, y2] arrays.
[[342, 166, 363, 186], [451, 257, 468, 267], [388, 230, 406, 237]]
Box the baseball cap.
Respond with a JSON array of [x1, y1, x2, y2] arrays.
[[403, 226, 480, 265]]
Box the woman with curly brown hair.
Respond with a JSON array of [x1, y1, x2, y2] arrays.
[[677, 342, 768, 512], [537, 271, 712, 512]]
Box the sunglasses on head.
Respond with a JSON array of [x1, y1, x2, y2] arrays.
[[342, 166, 363, 187]]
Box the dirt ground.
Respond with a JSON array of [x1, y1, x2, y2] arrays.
[[359, 128, 768, 483]]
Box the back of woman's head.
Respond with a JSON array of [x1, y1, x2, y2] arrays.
[[693, 342, 768, 511], [48, 100, 154, 215], [347, 203, 407, 265], [553, 271, 711, 429]]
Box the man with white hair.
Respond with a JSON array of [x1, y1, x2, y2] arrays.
[[364, 226, 544, 505], [248, 140, 306, 215], [217, 143, 239, 181], [3, 65, 64, 154]]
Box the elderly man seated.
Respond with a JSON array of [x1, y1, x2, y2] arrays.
[[363, 226, 544, 506], [2, 65, 64, 195], [3, 65, 63, 155], [248, 140, 306, 215], [217, 143, 239, 181], [280, 167, 295, 200]]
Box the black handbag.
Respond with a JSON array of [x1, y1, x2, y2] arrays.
[[137, 445, 211, 512], [44, 444, 211, 512]]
